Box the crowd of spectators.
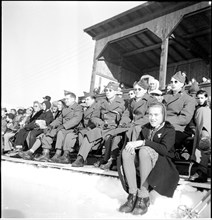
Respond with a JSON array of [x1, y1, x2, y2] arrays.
[[1, 71, 211, 216]]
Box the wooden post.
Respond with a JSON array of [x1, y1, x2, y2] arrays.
[[159, 37, 169, 89], [90, 42, 98, 93]]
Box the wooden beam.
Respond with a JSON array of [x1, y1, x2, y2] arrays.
[[173, 35, 209, 63], [123, 43, 161, 57], [159, 37, 169, 89], [183, 29, 211, 39]]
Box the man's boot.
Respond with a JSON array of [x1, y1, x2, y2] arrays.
[[58, 150, 71, 164], [18, 150, 34, 160], [50, 149, 62, 163], [119, 194, 137, 213], [132, 197, 150, 215], [34, 149, 50, 162], [72, 155, 84, 167]]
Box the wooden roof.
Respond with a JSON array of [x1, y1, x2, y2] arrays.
[[84, 2, 201, 40]]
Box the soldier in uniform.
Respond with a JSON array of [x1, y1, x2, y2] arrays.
[[72, 82, 125, 167], [50, 92, 99, 163], [35, 91, 83, 162], [163, 71, 196, 159], [96, 78, 157, 170]]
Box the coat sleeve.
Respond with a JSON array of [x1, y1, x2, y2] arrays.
[[119, 106, 132, 125], [44, 112, 54, 126], [63, 105, 83, 130], [50, 113, 63, 128], [90, 101, 104, 126], [145, 127, 176, 156], [166, 97, 196, 126]]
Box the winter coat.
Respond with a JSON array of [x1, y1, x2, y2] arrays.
[[117, 121, 179, 198], [163, 90, 196, 132], [78, 102, 99, 137], [50, 102, 83, 129], [191, 105, 211, 160], [46, 102, 83, 137], [112, 93, 157, 138], [85, 96, 125, 143], [25, 110, 53, 131]]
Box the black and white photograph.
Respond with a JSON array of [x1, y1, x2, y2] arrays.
[[1, 1, 211, 219]]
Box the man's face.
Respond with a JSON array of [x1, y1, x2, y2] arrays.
[[128, 91, 135, 99], [105, 88, 116, 99], [57, 101, 64, 110], [197, 94, 208, 106], [170, 77, 184, 92], [85, 97, 94, 107], [33, 103, 41, 112], [65, 94, 75, 106], [52, 106, 58, 113], [133, 84, 146, 98]]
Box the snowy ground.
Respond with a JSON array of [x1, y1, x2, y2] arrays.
[[1, 161, 211, 219]]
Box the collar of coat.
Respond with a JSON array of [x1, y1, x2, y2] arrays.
[[131, 93, 155, 108], [66, 102, 78, 110], [84, 102, 97, 117]]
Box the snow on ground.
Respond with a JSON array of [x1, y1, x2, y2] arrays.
[[1, 161, 211, 219]]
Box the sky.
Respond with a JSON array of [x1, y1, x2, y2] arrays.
[[2, 161, 210, 218], [2, 1, 145, 109]]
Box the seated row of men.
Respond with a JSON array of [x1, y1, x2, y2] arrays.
[[2, 71, 211, 184]]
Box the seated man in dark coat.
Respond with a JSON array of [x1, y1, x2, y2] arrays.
[[72, 82, 126, 167]]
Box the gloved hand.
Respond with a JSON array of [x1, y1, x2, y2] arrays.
[[56, 125, 64, 132]]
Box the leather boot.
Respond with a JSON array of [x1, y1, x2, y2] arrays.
[[58, 151, 71, 164], [49, 150, 62, 163], [72, 155, 84, 167], [132, 197, 150, 215], [100, 158, 113, 170], [34, 149, 50, 162], [18, 150, 34, 160], [119, 194, 137, 213], [188, 170, 208, 183]]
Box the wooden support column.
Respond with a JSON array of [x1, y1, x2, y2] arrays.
[[159, 37, 169, 89], [90, 42, 98, 93]]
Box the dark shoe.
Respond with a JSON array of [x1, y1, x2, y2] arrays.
[[100, 159, 113, 170], [18, 150, 34, 160], [72, 155, 84, 167], [132, 197, 150, 215], [188, 171, 208, 183], [34, 149, 50, 162], [49, 154, 61, 163], [57, 154, 71, 164], [119, 194, 137, 213]]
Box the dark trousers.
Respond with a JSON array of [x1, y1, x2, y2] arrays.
[[28, 129, 44, 149], [14, 128, 30, 149]]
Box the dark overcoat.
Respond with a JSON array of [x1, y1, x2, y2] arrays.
[[78, 102, 100, 137], [163, 90, 196, 132], [117, 121, 179, 198], [85, 96, 125, 143]]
